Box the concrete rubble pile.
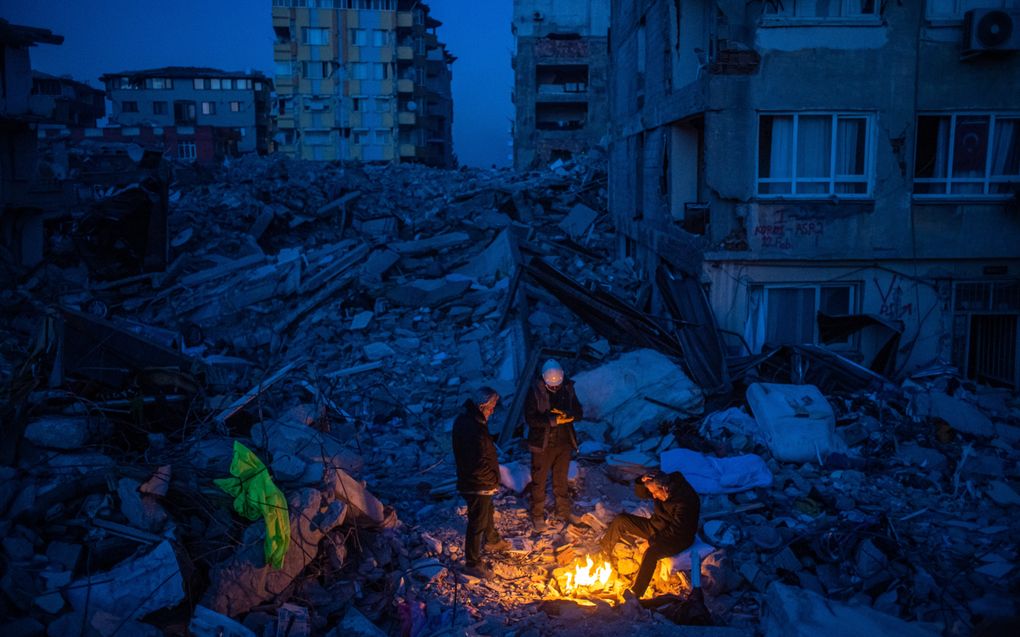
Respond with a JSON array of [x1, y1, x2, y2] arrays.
[[1, 148, 1018, 636]]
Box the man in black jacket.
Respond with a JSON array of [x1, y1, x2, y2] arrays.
[[452, 386, 509, 579], [525, 359, 584, 531], [599, 471, 700, 598]]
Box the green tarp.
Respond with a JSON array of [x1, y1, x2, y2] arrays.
[[214, 441, 290, 569]]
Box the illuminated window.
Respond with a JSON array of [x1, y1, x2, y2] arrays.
[[914, 113, 1020, 197], [230, 101, 242, 112], [201, 101, 216, 115]]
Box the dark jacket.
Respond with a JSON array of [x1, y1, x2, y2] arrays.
[[524, 378, 583, 452], [452, 399, 500, 493], [648, 471, 701, 548]]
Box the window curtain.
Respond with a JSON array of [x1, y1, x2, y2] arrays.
[[767, 117, 794, 193], [797, 116, 832, 194], [991, 119, 1020, 193], [952, 116, 990, 194], [766, 288, 816, 346], [835, 118, 865, 193], [744, 287, 765, 355]]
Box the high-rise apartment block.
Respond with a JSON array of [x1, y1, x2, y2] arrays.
[[271, 0, 455, 166], [511, 0, 610, 170]]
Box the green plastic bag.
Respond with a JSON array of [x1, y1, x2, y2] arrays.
[[214, 441, 290, 569]]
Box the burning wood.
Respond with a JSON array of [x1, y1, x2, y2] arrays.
[[548, 554, 620, 606]]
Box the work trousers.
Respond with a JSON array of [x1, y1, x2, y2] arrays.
[[530, 443, 572, 519], [462, 493, 499, 567], [599, 512, 690, 598]]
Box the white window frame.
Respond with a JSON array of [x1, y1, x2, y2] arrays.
[[913, 112, 1020, 199], [230, 101, 242, 113], [351, 28, 368, 47], [201, 101, 216, 115], [761, 282, 860, 349], [178, 141, 197, 161], [762, 0, 881, 23], [303, 27, 330, 46], [757, 112, 876, 199]]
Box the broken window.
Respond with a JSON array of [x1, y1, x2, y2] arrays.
[[758, 113, 872, 197], [353, 129, 370, 145], [914, 113, 1020, 197], [351, 28, 368, 46], [763, 0, 879, 18], [122, 101, 139, 113], [953, 280, 1020, 389], [373, 29, 389, 47], [303, 27, 329, 45], [536, 64, 589, 94], [375, 129, 391, 145], [174, 101, 197, 124], [145, 78, 173, 89], [153, 101, 168, 115], [535, 102, 588, 131], [763, 284, 857, 348], [302, 61, 331, 79], [201, 101, 216, 115]]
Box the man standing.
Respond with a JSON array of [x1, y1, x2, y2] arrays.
[[525, 359, 584, 531], [599, 471, 700, 598], [452, 386, 510, 579]]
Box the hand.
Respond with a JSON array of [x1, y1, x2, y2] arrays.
[[551, 408, 574, 425]]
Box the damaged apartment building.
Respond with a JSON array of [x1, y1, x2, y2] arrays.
[[609, 0, 1020, 390], [100, 67, 274, 162], [512, 0, 611, 169], [271, 0, 455, 167]]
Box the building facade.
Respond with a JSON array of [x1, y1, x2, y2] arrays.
[[271, 0, 455, 166], [609, 0, 1020, 388], [31, 71, 105, 128], [512, 0, 610, 170], [100, 67, 274, 155]]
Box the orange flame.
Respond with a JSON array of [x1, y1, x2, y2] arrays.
[[560, 554, 613, 596]]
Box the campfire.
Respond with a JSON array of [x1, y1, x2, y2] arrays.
[[548, 554, 621, 606]]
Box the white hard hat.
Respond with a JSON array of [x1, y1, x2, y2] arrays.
[[541, 359, 564, 387]]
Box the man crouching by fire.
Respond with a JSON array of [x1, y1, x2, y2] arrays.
[[598, 470, 700, 598]]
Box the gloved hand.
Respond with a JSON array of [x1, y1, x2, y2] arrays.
[[551, 408, 575, 426]]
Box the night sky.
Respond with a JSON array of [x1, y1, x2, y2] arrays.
[[3, 0, 514, 167]]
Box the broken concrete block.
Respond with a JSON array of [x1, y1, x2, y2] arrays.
[[910, 390, 995, 437], [386, 277, 472, 308], [764, 582, 940, 637], [559, 203, 598, 239], [202, 489, 347, 617], [24, 416, 92, 449], [573, 349, 703, 442], [746, 383, 842, 463], [275, 604, 309, 637], [389, 232, 470, 255], [986, 480, 1020, 506], [117, 478, 168, 532], [140, 465, 172, 497], [363, 342, 395, 361], [46, 542, 81, 571], [250, 419, 362, 485], [34, 592, 64, 614], [189, 605, 256, 637], [323, 467, 385, 525], [896, 443, 947, 472], [410, 557, 446, 583], [328, 607, 386, 637], [499, 461, 532, 493], [67, 540, 184, 621], [350, 311, 374, 330]]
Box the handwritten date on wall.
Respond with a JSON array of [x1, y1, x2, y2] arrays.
[[752, 210, 825, 249]]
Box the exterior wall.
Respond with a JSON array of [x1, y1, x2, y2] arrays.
[[512, 0, 611, 170], [55, 125, 221, 164], [30, 74, 105, 127], [272, 0, 454, 166], [611, 0, 1020, 385], [103, 72, 270, 154]]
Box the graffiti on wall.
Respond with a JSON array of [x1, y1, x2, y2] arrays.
[[874, 274, 914, 321], [751, 209, 825, 249]]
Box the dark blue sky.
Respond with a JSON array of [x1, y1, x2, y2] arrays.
[[4, 0, 514, 166]]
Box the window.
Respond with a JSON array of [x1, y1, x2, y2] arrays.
[[351, 63, 386, 80], [304, 131, 331, 146], [230, 101, 242, 112], [222, 79, 233, 90], [255, 81, 263, 91], [351, 28, 368, 46], [275, 61, 293, 76], [145, 78, 173, 89], [193, 78, 206, 90], [303, 27, 329, 45], [758, 113, 873, 197], [153, 101, 168, 115], [302, 62, 331, 79], [927, 0, 1020, 20], [353, 129, 370, 145], [376, 97, 390, 112], [122, 101, 139, 113], [178, 141, 197, 161], [352, 97, 364, 111], [201, 101, 216, 115], [373, 29, 389, 47], [764, 284, 857, 347], [914, 113, 1019, 197], [210, 79, 221, 90], [375, 129, 391, 145], [763, 0, 879, 18]]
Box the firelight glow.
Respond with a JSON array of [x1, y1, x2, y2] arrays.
[[560, 554, 613, 596]]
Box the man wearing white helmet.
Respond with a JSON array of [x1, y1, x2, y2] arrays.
[[524, 359, 584, 531]]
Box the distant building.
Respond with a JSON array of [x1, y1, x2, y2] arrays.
[[31, 71, 105, 127], [511, 0, 610, 170], [609, 1, 1020, 388], [271, 0, 456, 166], [99, 66, 274, 157], [0, 19, 64, 267]]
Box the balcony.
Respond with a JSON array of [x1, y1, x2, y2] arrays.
[[398, 111, 416, 126], [397, 46, 414, 61], [397, 78, 414, 93]]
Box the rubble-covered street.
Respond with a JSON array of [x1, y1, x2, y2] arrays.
[[1, 150, 1017, 637]]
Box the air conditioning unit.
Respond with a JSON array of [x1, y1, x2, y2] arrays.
[[963, 9, 1020, 56]]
